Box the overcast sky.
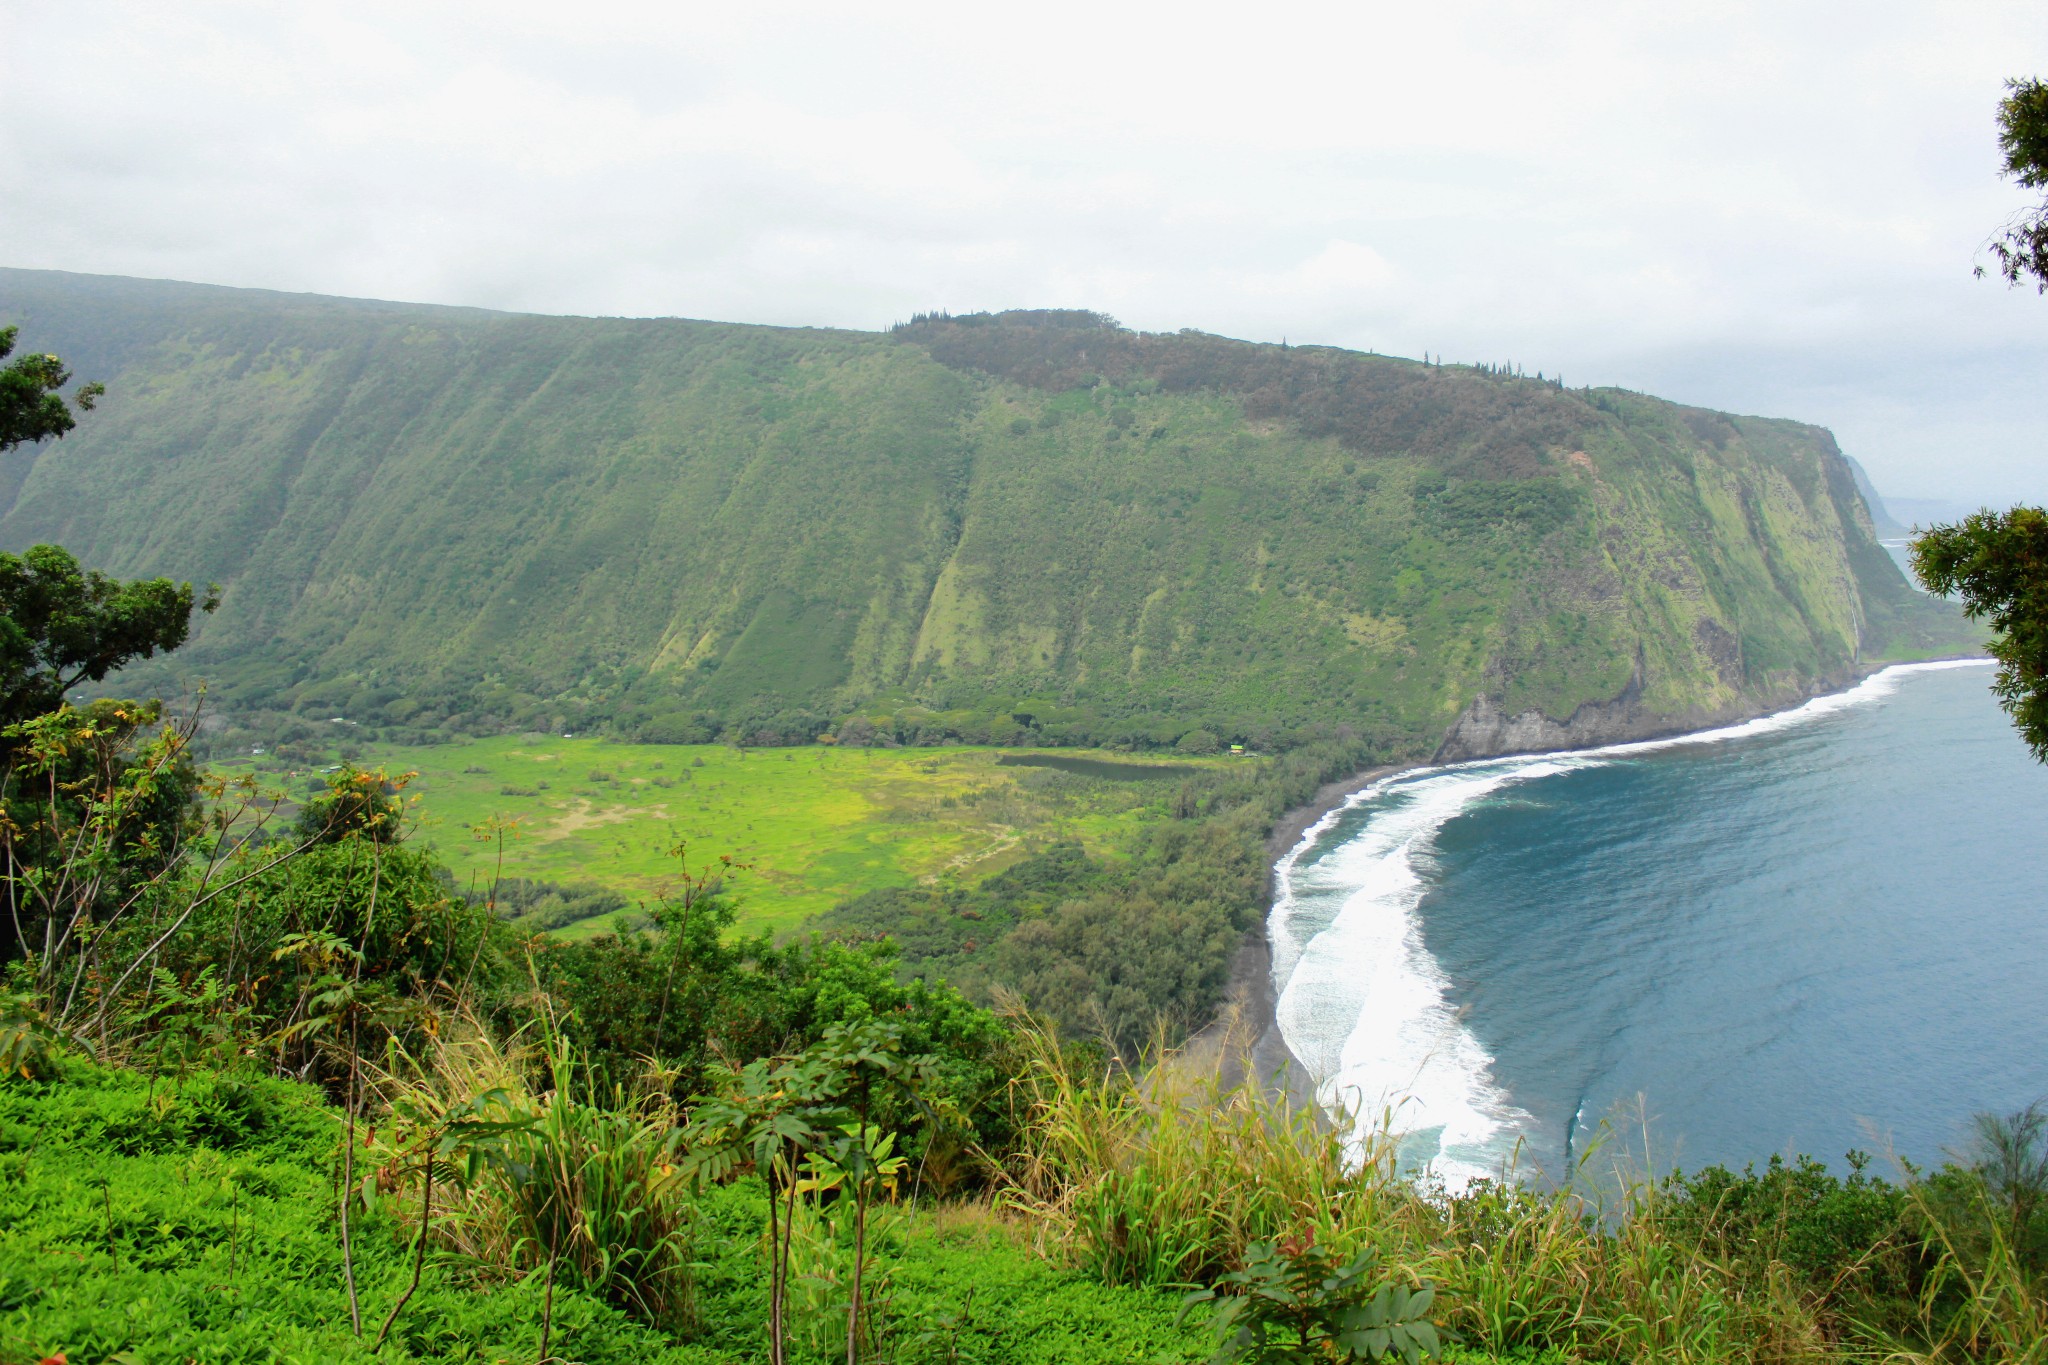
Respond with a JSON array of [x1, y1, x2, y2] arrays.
[[4, 1, 2045, 505]]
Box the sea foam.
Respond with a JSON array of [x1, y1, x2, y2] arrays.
[[1268, 659, 1994, 1189]]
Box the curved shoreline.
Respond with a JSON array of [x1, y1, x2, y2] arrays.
[[1228, 656, 1993, 1102], [1264, 763, 1410, 861]]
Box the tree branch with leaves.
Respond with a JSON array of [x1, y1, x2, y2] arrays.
[[0, 326, 103, 452], [1912, 507, 2048, 760], [1983, 77, 2048, 291]]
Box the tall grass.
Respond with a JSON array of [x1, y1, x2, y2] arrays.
[[351, 1002, 2041, 1364], [366, 1007, 698, 1332], [1900, 1179, 2047, 1364], [994, 1009, 1402, 1286], [989, 1013, 2048, 1364]]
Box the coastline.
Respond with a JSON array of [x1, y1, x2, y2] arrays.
[[1187, 762, 1412, 1101], [1214, 762, 1422, 1108], [1264, 763, 1410, 860], [1226, 654, 1991, 1105]]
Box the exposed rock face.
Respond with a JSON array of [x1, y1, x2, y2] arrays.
[[1693, 618, 1745, 689], [1431, 659, 1860, 762]]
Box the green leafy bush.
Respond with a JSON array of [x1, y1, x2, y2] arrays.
[[1181, 1238, 1445, 1364], [1655, 1152, 1909, 1294]]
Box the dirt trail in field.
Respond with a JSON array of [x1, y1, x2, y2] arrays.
[[535, 799, 671, 840]]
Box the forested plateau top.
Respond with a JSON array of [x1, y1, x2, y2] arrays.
[[0, 268, 1972, 757]]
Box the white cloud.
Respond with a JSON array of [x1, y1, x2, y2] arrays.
[[3, 0, 2046, 500]]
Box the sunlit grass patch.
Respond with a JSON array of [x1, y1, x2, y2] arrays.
[[219, 739, 1230, 935]]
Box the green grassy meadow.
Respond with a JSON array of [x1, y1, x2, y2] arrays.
[[222, 738, 1229, 935]]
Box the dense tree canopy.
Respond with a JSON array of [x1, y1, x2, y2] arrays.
[[1912, 507, 2048, 760], [0, 325, 103, 450], [0, 544, 215, 732], [0, 337, 212, 733], [1985, 76, 2048, 290], [0, 548, 213, 968]]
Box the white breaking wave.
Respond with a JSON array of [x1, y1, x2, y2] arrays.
[[1579, 658, 1993, 760], [1269, 658, 1993, 1189], [1272, 761, 1570, 1186]]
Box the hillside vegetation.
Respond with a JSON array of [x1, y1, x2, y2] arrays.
[[0, 298, 2035, 1362], [0, 270, 1970, 757], [6, 700, 2040, 1364]]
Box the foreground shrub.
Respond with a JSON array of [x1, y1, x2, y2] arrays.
[[369, 1012, 700, 1333], [0, 1059, 700, 1364], [998, 1014, 1403, 1287], [1901, 1105, 2048, 1364], [1181, 1237, 1445, 1364]]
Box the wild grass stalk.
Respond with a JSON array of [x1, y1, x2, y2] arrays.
[[782, 1190, 905, 1362], [366, 1006, 699, 1332], [1900, 1178, 2048, 1364], [994, 1010, 1401, 1286], [994, 1011, 1913, 1364]]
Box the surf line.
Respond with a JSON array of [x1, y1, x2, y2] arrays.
[[1266, 658, 1994, 1188]]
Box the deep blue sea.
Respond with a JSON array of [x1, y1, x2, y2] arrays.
[[1269, 661, 2048, 1185]]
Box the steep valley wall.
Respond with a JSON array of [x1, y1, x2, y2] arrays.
[[0, 270, 1973, 757]]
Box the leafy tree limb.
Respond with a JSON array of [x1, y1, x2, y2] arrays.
[[1984, 77, 2048, 291], [0, 325, 103, 451], [0, 543, 217, 733], [1912, 507, 2048, 760]]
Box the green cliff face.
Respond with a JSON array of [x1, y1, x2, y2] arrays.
[[0, 270, 1971, 754]]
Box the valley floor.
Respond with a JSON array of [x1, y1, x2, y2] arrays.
[[212, 739, 1229, 935]]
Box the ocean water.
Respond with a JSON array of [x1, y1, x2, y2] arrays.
[[1270, 661, 2048, 1185]]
